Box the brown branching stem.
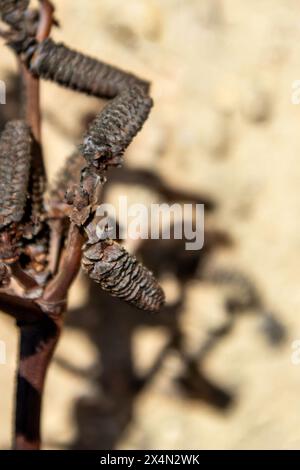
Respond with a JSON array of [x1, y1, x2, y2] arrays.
[[0, 294, 44, 323], [11, 262, 39, 290], [12, 222, 83, 449], [14, 315, 63, 450], [13, 0, 59, 451], [47, 219, 64, 275], [42, 223, 84, 307], [36, 0, 55, 43], [20, 0, 55, 177], [0, 0, 163, 450], [10, 2, 84, 449]]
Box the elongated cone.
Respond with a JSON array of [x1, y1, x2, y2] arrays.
[[82, 239, 165, 312], [0, 120, 31, 229]]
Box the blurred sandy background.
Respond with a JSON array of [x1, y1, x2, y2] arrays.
[[1, 0, 300, 450]]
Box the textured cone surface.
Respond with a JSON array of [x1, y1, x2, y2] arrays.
[[0, 0, 29, 26], [30, 39, 149, 99], [0, 262, 9, 285], [0, 0, 29, 16], [0, 120, 31, 229], [82, 239, 165, 312], [49, 151, 84, 205], [81, 85, 153, 168]]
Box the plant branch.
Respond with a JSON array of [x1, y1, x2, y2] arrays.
[[36, 0, 55, 42], [13, 0, 56, 451], [14, 315, 62, 450], [0, 293, 44, 323], [21, 1, 54, 179], [11, 262, 39, 290], [42, 223, 84, 307]]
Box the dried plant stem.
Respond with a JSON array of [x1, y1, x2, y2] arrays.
[[13, 223, 84, 449], [21, 1, 54, 180], [14, 0, 55, 451], [0, 295, 44, 323], [36, 0, 55, 43], [47, 219, 64, 275], [22, 66, 42, 143], [42, 223, 84, 306], [10, 263, 39, 290], [0, 0, 164, 450], [14, 315, 62, 450]]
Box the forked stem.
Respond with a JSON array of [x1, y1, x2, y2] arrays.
[[14, 0, 56, 451]]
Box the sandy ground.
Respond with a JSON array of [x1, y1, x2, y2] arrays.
[[1, 0, 300, 450]]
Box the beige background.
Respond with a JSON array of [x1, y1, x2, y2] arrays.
[[1, 0, 300, 449]]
